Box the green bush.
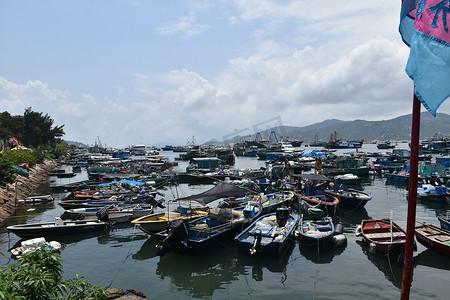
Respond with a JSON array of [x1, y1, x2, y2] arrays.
[[0, 248, 108, 300], [0, 155, 15, 186]]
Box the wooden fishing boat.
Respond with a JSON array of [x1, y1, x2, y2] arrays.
[[18, 194, 54, 204], [415, 223, 450, 257], [63, 204, 154, 220], [6, 217, 108, 238], [295, 192, 339, 215], [154, 203, 261, 255], [58, 200, 119, 210], [298, 216, 335, 247], [357, 219, 408, 255], [131, 206, 209, 234], [235, 208, 298, 256], [324, 187, 372, 208]]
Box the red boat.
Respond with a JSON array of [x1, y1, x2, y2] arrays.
[[358, 219, 408, 255], [415, 223, 450, 257]]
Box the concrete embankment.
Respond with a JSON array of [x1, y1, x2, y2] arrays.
[[0, 160, 57, 224]]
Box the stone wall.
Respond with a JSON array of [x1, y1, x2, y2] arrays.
[[0, 160, 57, 224]]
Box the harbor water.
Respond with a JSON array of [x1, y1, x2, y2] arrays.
[[1, 143, 449, 299]]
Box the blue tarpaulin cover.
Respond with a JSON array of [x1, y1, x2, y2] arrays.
[[98, 179, 145, 186]]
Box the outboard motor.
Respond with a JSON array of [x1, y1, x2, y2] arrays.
[[276, 207, 290, 227], [156, 219, 190, 256], [147, 195, 166, 209], [96, 206, 109, 222], [250, 229, 262, 255]]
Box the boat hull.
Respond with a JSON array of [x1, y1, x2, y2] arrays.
[[299, 217, 335, 247], [415, 224, 450, 257], [360, 219, 407, 255], [324, 189, 371, 208], [6, 220, 108, 238]]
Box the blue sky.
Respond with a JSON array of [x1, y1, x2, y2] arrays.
[[1, 0, 449, 148]]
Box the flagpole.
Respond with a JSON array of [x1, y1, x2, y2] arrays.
[[400, 93, 421, 300]]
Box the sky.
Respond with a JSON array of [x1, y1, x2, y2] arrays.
[[1, 0, 449, 148]]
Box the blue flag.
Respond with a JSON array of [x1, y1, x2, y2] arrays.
[[399, 0, 450, 116]]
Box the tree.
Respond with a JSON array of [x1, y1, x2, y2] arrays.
[[0, 112, 24, 142], [23, 108, 65, 147]]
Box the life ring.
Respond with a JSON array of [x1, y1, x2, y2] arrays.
[[111, 207, 121, 211]]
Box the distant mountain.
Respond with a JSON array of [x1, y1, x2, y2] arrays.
[[206, 112, 450, 145], [65, 140, 90, 148]]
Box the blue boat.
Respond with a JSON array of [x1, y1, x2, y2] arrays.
[[298, 216, 335, 247], [235, 208, 298, 256], [155, 203, 261, 256], [417, 185, 448, 202], [438, 215, 450, 231]]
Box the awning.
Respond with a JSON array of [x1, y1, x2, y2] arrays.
[[175, 181, 257, 205]]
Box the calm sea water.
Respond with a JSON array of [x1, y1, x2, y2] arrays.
[[1, 143, 449, 299]]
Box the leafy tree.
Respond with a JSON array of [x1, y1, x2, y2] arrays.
[[0, 112, 24, 141], [23, 108, 65, 148], [0, 248, 108, 299]]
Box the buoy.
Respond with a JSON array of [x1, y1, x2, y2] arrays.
[[355, 225, 362, 237], [369, 242, 377, 254], [335, 223, 344, 235], [331, 234, 347, 247]]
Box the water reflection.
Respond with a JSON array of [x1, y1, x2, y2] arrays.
[[298, 241, 346, 264], [414, 249, 450, 271], [334, 207, 371, 232], [155, 247, 245, 298], [97, 225, 148, 245], [236, 241, 295, 281], [356, 240, 403, 289], [132, 237, 160, 261]]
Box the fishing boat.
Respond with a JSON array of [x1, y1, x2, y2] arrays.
[[155, 203, 261, 255], [57, 200, 120, 210], [295, 192, 339, 215], [6, 217, 108, 238], [417, 185, 449, 202], [377, 141, 396, 149], [437, 214, 450, 230], [298, 216, 335, 247], [334, 173, 360, 184], [356, 218, 408, 255], [63, 204, 154, 220], [64, 204, 153, 223], [324, 185, 372, 208], [131, 206, 209, 234], [235, 207, 298, 256], [18, 194, 54, 204], [415, 223, 450, 257], [222, 191, 294, 214]]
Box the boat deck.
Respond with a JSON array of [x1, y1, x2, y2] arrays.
[[364, 231, 406, 240]]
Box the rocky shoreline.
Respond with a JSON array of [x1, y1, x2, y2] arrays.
[[0, 160, 57, 224]]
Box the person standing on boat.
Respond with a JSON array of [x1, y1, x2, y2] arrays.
[[314, 158, 322, 174]]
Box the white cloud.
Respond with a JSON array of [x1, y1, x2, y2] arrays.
[[155, 14, 209, 38]]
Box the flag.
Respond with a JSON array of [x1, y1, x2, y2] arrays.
[[399, 0, 450, 116]]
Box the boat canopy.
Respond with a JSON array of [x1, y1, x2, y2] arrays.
[[175, 182, 257, 205], [291, 174, 331, 181]]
